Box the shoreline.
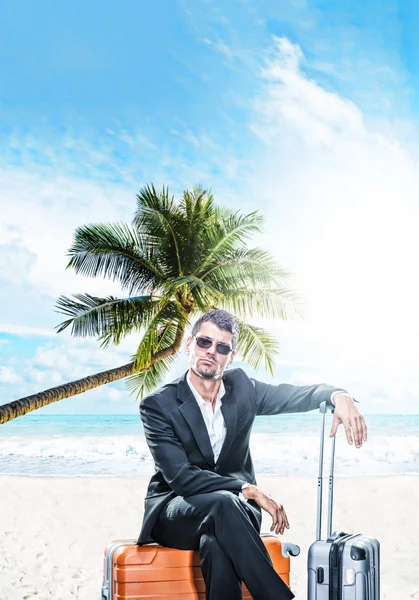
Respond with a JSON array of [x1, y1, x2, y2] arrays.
[[1, 474, 417, 599], [1, 470, 419, 478]]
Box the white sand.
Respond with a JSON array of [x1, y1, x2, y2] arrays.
[[0, 475, 417, 599]]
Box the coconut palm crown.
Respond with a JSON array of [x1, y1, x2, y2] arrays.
[[0, 185, 301, 424]]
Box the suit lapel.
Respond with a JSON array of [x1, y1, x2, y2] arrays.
[[217, 381, 237, 464], [177, 375, 215, 467]]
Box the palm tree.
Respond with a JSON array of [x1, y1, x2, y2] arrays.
[[0, 185, 301, 424]]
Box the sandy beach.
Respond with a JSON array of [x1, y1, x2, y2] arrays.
[[0, 474, 417, 599]]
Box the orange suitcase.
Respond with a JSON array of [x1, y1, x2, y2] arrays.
[[101, 534, 300, 600]]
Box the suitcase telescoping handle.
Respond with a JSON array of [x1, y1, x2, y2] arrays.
[[316, 401, 336, 541]]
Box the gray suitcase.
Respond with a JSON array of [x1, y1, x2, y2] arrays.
[[307, 402, 380, 599]]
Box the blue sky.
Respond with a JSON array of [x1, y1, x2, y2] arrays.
[[2, 0, 419, 415]]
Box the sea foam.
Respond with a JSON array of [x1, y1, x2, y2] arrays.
[[0, 430, 418, 477]]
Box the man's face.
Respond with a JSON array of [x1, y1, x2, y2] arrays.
[[186, 321, 235, 380]]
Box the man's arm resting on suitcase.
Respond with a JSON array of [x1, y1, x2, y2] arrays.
[[140, 396, 247, 497], [240, 392, 368, 534], [252, 378, 343, 416], [250, 375, 367, 448]]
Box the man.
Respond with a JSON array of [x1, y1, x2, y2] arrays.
[[138, 309, 367, 600]]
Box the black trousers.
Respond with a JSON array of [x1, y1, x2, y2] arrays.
[[151, 490, 295, 600]]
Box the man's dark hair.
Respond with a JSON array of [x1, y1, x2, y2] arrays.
[[191, 309, 239, 350]]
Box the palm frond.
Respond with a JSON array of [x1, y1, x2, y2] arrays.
[[201, 248, 291, 285], [164, 275, 224, 312], [235, 318, 280, 376], [127, 301, 188, 398], [180, 186, 210, 220], [176, 187, 218, 274], [219, 287, 305, 321], [67, 222, 163, 294], [180, 186, 215, 235], [198, 209, 264, 273], [134, 184, 184, 276], [55, 293, 160, 346], [132, 300, 188, 370], [126, 353, 177, 400]]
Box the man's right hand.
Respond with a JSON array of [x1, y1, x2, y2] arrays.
[[241, 484, 290, 535]]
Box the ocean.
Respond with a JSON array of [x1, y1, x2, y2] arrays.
[[1, 412, 418, 478]]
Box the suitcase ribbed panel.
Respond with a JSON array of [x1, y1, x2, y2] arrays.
[[104, 536, 291, 600]]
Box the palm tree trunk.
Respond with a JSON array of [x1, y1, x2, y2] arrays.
[[0, 361, 137, 425], [0, 330, 185, 425]]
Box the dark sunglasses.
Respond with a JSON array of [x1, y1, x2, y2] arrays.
[[194, 335, 233, 355]]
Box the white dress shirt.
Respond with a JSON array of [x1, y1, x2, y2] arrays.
[[186, 373, 227, 462]]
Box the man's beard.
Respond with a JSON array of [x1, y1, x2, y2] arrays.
[[191, 358, 221, 380]]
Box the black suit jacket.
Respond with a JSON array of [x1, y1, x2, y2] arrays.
[[137, 367, 341, 544]]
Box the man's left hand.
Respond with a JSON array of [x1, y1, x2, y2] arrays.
[[329, 393, 367, 448]]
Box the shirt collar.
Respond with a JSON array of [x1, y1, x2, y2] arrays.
[[186, 372, 225, 408]]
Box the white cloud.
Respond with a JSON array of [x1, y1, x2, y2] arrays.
[[0, 366, 20, 384], [0, 324, 56, 337], [0, 125, 243, 315], [242, 37, 419, 411], [23, 334, 139, 386], [114, 128, 157, 151], [204, 37, 234, 58], [107, 388, 126, 403], [0, 242, 37, 285], [0, 166, 134, 301], [254, 37, 365, 146], [0, 333, 137, 409]]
